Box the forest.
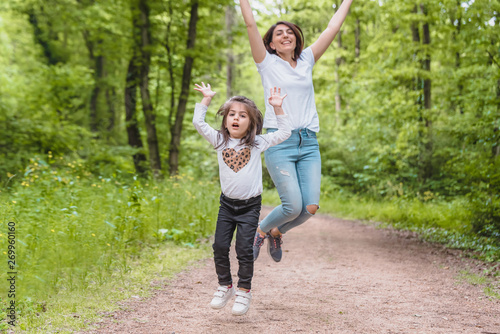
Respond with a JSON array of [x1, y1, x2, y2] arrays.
[[0, 0, 498, 330]]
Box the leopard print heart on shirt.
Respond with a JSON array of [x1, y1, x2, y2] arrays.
[[222, 147, 251, 173]]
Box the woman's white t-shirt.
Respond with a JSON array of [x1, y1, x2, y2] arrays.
[[256, 47, 319, 132]]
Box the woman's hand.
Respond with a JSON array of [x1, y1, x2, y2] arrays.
[[310, 0, 354, 62]]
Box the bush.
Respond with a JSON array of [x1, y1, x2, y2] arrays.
[[469, 193, 500, 243]]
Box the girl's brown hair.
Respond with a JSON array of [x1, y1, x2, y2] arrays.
[[263, 21, 305, 61], [215, 96, 263, 149]]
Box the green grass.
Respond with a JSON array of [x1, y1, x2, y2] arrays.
[[318, 193, 469, 232], [264, 187, 469, 233], [457, 270, 500, 299], [0, 154, 220, 332], [7, 242, 211, 333], [262, 188, 280, 206], [458, 270, 488, 286]]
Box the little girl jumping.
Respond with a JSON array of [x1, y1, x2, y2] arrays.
[[193, 82, 291, 316]]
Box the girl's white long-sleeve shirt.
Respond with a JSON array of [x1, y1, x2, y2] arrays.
[[193, 103, 291, 200]]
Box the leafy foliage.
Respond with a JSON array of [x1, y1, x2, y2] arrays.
[[0, 154, 219, 302]]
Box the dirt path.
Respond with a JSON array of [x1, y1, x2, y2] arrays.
[[86, 208, 499, 334]]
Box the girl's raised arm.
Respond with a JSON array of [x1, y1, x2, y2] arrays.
[[239, 0, 267, 63], [310, 0, 353, 62]]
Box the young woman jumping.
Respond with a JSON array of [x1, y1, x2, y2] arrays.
[[239, 0, 354, 262]]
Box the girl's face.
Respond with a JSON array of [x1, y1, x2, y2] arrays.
[[225, 102, 250, 139], [270, 24, 296, 56]]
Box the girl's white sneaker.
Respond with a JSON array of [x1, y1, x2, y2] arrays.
[[210, 285, 235, 309], [231, 290, 252, 316]]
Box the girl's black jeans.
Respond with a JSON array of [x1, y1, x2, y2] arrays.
[[213, 193, 261, 290]]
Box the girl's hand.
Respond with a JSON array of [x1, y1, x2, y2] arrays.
[[194, 82, 217, 98], [268, 87, 287, 107]]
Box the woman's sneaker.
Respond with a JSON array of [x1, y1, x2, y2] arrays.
[[252, 231, 267, 261], [232, 290, 252, 316], [210, 285, 235, 309], [267, 234, 283, 262]]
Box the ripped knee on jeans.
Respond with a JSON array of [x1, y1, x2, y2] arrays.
[[306, 204, 319, 215]]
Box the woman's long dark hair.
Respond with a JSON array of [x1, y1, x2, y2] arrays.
[[215, 96, 263, 150], [263, 21, 305, 61]]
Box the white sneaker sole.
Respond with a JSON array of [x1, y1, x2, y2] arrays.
[[231, 307, 250, 316], [211, 301, 229, 309]]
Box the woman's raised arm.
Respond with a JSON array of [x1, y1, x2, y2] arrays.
[[310, 0, 353, 62], [239, 0, 267, 63]]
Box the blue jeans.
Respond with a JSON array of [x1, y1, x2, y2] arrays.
[[260, 128, 321, 234]]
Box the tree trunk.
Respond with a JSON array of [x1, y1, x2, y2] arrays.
[[137, 0, 162, 179], [411, 4, 421, 95], [106, 87, 116, 131], [409, 3, 434, 183], [411, 4, 428, 183], [494, 77, 500, 158], [355, 18, 360, 59], [492, 12, 499, 158], [79, 0, 110, 133], [27, 7, 60, 66], [165, 0, 176, 130], [420, 3, 433, 181], [84, 35, 105, 133], [168, 0, 199, 175], [451, 0, 463, 114], [226, 5, 235, 98], [421, 4, 431, 112], [334, 0, 343, 126], [125, 53, 148, 175], [89, 54, 104, 133]]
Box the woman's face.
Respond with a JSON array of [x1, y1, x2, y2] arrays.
[[270, 24, 296, 56]]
